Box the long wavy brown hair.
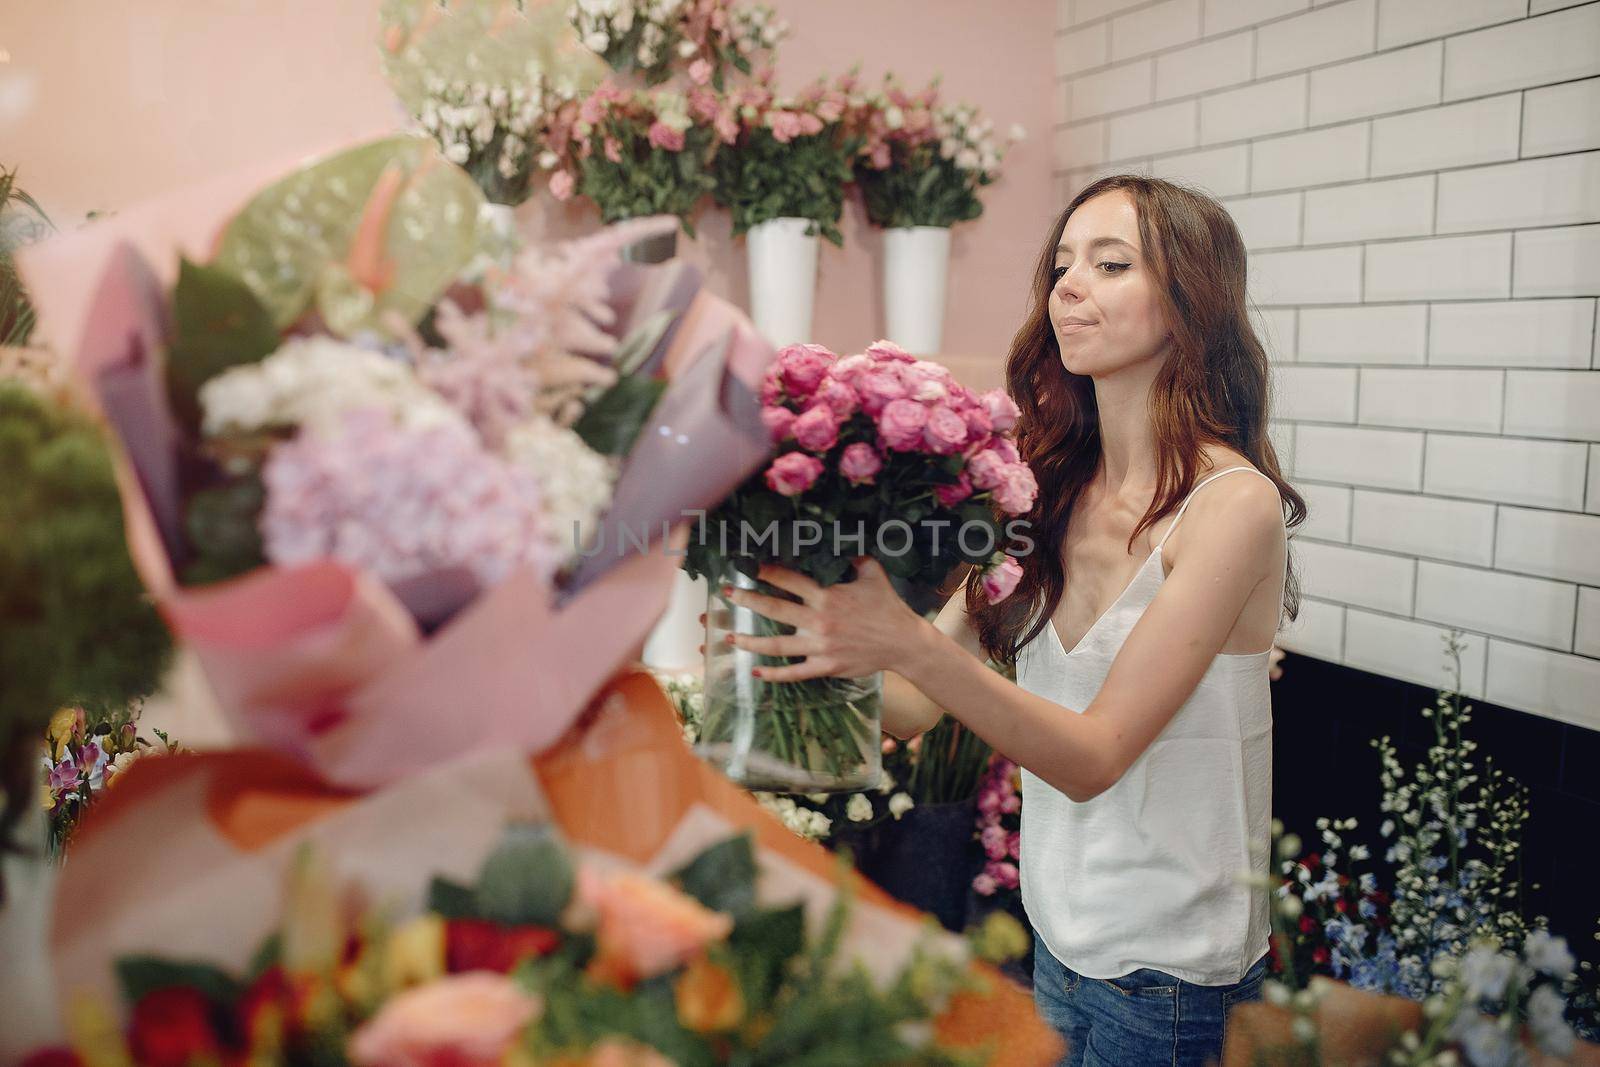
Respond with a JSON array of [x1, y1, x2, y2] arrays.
[[967, 174, 1306, 662]]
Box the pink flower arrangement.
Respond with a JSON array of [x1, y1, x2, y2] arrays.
[[577, 867, 735, 982], [973, 756, 1023, 899], [349, 972, 540, 1067]]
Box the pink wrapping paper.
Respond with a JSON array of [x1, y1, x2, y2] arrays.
[[17, 145, 774, 790]]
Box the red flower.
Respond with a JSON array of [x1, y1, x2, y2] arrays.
[[1299, 915, 1318, 934], [445, 919, 561, 974], [1312, 946, 1330, 965], [19, 1050, 84, 1067], [1334, 899, 1349, 914], [238, 966, 296, 1043], [1305, 853, 1320, 869], [127, 988, 222, 1067]]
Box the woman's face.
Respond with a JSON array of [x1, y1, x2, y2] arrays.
[[1049, 190, 1172, 377]]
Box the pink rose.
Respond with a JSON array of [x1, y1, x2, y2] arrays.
[[799, 113, 824, 136], [904, 367, 948, 404], [792, 405, 840, 452], [767, 110, 804, 143], [349, 973, 539, 1067], [688, 58, 713, 86], [839, 442, 883, 485], [759, 374, 783, 407], [962, 405, 993, 441], [548, 171, 575, 201], [877, 398, 929, 452], [715, 110, 740, 145], [993, 463, 1038, 514], [764, 451, 824, 496], [923, 406, 969, 455], [966, 449, 1007, 490], [935, 471, 973, 507], [578, 867, 734, 982], [808, 376, 859, 419], [987, 860, 1021, 890], [972, 872, 998, 896], [830, 353, 873, 382], [980, 555, 1024, 605], [857, 370, 908, 416], [647, 122, 686, 152], [982, 389, 1020, 432], [989, 438, 1021, 464], [869, 141, 892, 169], [776, 343, 835, 396], [761, 405, 796, 442], [866, 339, 916, 364], [604, 136, 624, 164]]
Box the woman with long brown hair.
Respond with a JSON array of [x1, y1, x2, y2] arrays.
[[719, 174, 1307, 1065]]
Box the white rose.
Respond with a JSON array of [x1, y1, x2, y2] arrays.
[[846, 793, 872, 822]]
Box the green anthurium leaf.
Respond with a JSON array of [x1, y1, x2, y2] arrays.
[[164, 258, 278, 432], [612, 309, 677, 378], [473, 823, 575, 927], [212, 135, 484, 337], [426, 876, 479, 920], [115, 955, 241, 1009], [670, 834, 757, 919], [571, 374, 668, 458]]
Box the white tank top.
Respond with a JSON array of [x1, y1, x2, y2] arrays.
[[1015, 465, 1280, 986]]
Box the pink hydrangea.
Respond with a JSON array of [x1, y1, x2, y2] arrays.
[[764, 451, 824, 496], [922, 406, 969, 455], [980, 555, 1024, 604], [761, 406, 796, 442], [839, 442, 883, 485], [775, 343, 835, 396], [792, 405, 840, 452], [935, 471, 973, 507], [877, 398, 929, 452]]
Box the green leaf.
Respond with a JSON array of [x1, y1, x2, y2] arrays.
[[180, 472, 266, 586], [164, 258, 278, 432], [671, 834, 757, 918], [571, 374, 669, 458], [612, 309, 678, 378], [427, 876, 478, 920], [729, 904, 806, 1012], [212, 136, 484, 337], [115, 955, 240, 1008], [245, 934, 282, 981], [474, 823, 575, 927]]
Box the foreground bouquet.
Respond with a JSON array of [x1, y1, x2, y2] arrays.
[[16, 135, 773, 789], [848, 74, 1024, 230], [27, 830, 976, 1067], [683, 339, 1034, 792]]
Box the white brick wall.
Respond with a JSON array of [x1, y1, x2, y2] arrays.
[[1053, 0, 1600, 725]]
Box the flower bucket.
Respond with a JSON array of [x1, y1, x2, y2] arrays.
[[851, 798, 983, 933], [883, 225, 952, 356], [696, 570, 881, 793], [746, 216, 818, 348]]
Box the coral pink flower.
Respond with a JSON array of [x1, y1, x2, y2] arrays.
[[980, 556, 1024, 604], [604, 137, 624, 164], [349, 972, 540, 1067], [688, 58, 713, 85], [767, 110, 804, 143], [578, 867, 734, 981], [839, 442, 884, 485], [792, 405, 841, 452], [877, 398, 929, 452], [764, 452, 825, 496], [647, 122, 686, 152], [549, 171, 575, 201]]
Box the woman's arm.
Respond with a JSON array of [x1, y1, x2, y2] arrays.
[[726, 476, 1286, 801], [881, 590, 986, 740]]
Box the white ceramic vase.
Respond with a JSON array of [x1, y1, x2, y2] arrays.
[[642, 569, 710, 672], [882, 225, 952, 356], [746, 216, 819, 348]]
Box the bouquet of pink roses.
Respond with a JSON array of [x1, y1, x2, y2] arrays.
[[683, 339, 1034, 793]]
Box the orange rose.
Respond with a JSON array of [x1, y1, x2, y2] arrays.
[[673, 955, 744, 1033], [577, 867, 734, 984]]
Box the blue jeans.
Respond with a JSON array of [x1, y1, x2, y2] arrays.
[[1032, 938, 1269, 1067]]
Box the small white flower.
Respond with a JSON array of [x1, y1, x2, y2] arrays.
[[1524, 930, 1576, 980], [1291, 1016, 1316, 1044], [584, 30, 610, 52], [955, 147, 981, 171], [1281, 894, 1304, 921], [888, 792, 913, 819], [846, 793, 873, 822], [883, 105, 905, 130], [538, 150, 560, 170], [444, 141, 471, 165], [677, 38, 699, 58]]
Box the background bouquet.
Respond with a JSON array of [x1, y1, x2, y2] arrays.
[[683, 339, 1035, 793], [571, 0, 788, 90], [704, 73, 857, 246], [848, 75, 1024, 231]]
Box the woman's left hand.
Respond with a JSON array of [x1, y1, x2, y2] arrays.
[[721, 557, 927, 682]]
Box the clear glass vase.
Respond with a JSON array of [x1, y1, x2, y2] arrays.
[[696, 570, 882, 793]]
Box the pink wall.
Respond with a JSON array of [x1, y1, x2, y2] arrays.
[[2, 0, 1054, 367]]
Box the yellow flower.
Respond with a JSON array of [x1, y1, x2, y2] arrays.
[[384, 914, 447, 991], [47, 706, 83, 760], [674, 954, 744, 1033]]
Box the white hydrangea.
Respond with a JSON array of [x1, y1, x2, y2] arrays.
[[199, 337, 467, 438], [503, 415, 617, 565]]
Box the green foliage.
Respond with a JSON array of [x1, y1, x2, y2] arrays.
[[577, 121, 718, 235], [473, 822, 576, 927], [164, 258, 278, 433], [855, 146, 991, 230], [1, 165, 52, 347], [115, 955, 241, 1009], [181, 470, 266, 586], [0, 384, 172, 739], [571, 310, 677, 458], [712, 128, 856, 247], [671, 833, 759, 919]]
